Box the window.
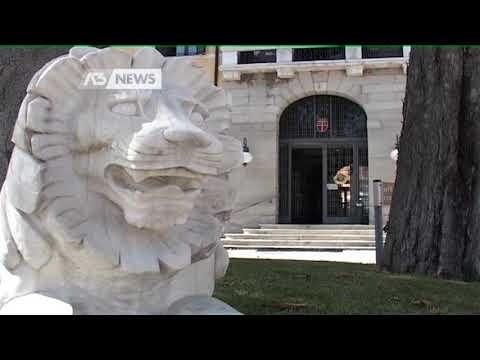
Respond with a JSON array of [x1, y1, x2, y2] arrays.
[[361, 47, 403, 59], [176, 46, 206, 56], [156, 47, 177, 57], [237, 50, 277, 64], [293, 47, 346, 61], [156, 46, 206, 57], [156, 45, 206, 56]]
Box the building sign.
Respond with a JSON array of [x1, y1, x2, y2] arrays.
[[316, 117, 329, 133], [383, 182, 395, 206]]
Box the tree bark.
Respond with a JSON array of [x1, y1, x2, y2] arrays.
[[0, 48, 70, 185], [383, 47, 480, 281]]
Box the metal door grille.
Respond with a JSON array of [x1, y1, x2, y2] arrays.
[[358, 146, 369, 223], [278, 143, 290, 223], [238, 50, 277, 64], [327, 147, 353, 217], [279, 95, 367, 139], [293, 47, 346, 61], [292, 170, 304, 221]]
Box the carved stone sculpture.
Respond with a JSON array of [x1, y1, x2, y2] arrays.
[[0, 47, 244, 315]]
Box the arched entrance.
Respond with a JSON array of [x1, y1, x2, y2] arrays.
[[278, 95, 369, 224]]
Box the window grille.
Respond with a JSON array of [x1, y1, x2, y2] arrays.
[[238, 50, 277, 64], [279, 95, 367, 139], [293, 47, 346, 61], [156, 46, 206, 57], [361, 47, 403, 59]]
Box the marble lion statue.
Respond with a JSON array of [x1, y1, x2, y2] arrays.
[[0, 47, 245, 315]]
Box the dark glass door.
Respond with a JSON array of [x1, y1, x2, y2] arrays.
[[278, 142, 368, 224], [291, 148, 323, 224]]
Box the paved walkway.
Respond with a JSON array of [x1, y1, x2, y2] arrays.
[[227, 249, 376, 264]]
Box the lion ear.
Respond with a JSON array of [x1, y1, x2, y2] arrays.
[[28, 56, 85, 113], [80, 47, 132, 69], [69, 46, 99, 59], [162, 57, 210, 94], [132, 47, 166, 68]]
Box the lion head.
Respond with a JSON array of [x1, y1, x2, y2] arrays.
[[0, 47, 243, 285]]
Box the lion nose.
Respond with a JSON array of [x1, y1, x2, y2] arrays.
[[163, 121, 212, 148], [129, 118, 215, 157]]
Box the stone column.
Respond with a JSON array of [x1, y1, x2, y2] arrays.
[[222, 50, 238, 65], [345, 46, 362, 60], [345, 46, 363, 77], [276, 48, 292, 63]]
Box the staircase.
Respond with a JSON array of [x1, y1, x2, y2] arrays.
[[222, 224, 377, 250]]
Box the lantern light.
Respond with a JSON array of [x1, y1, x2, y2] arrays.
[[390, 149, 398, 161], [243, 137, 253, 167]]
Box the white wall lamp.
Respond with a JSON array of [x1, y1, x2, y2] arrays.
[[390, 148, 398, 162], [390, 135, 399, 162], [243, 137, 253, 166]]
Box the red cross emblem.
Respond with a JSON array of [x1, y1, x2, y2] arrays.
[[316, 118, 329, 133]]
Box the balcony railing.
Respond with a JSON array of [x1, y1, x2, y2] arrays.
[[293, 47, 346, 61], [361, 47, 403, 59], [238, 50, 277, 64], [220, 46, 411, 80]]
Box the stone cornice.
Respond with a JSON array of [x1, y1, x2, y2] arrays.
[[220, 58, 408, 81]]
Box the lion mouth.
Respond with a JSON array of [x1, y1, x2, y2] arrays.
[[106, 165, 206, 201]]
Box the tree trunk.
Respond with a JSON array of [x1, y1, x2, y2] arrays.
[[0, 47, 70, 185], [383, 47, 480, 281]]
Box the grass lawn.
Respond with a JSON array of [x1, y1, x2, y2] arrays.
[[213, 258, 480, 315]]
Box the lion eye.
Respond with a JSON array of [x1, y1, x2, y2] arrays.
[[112, 102, 138, 116]]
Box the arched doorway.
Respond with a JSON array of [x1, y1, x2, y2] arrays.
[[278, 95, 369, 224]]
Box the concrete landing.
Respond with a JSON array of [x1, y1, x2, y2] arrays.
[[227, 249, 376, 264]]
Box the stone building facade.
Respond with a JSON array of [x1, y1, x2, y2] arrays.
[[217, 46, 410, 231]]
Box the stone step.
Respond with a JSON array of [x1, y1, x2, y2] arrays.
[[223, 223, 382, 250], [222, 238, 375, 246], [223, 244, 375, 251], [223, 233, 376, 240], [223, 239, 375, 250], [224, 245, 376, 250], [259, 224, 375, 230], [242, 228, 376, 235]]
